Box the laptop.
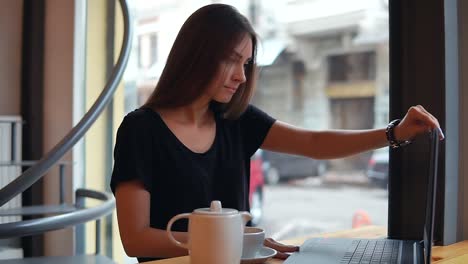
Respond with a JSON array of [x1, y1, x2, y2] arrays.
[[285, 129, 440, 264]]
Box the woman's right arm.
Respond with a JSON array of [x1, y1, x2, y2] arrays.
[[115, 180, 189, 258]]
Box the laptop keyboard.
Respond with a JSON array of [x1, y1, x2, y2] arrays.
[[340, 239, 400, 264]]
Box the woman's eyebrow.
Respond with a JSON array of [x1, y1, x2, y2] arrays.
[[232, 51, 252, 62]]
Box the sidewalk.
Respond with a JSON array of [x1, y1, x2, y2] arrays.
[[287, 170, 370, 187], [321, 170, 369, 186]]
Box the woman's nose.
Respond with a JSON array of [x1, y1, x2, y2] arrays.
[[232, 65, 246, 83]]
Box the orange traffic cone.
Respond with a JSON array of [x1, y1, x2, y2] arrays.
[[352, 209, 372, 228]]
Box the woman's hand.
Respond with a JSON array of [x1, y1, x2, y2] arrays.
[[394, 105, 445, 142], [264, 237, 300, 259]]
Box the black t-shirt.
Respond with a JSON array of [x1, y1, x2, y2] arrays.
[[110, 104, 275, 261]]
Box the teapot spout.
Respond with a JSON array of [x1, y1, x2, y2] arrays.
[[240, 211, 253, 225]]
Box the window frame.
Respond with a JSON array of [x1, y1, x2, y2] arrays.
[[388, 0, 467, 245]]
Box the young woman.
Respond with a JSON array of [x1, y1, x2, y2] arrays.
[[111, 4, 443, 262]]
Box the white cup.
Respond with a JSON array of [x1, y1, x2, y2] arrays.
[[242, 227, 265, 259]]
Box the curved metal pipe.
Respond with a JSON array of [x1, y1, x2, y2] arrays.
[[0, 0, 133, 206], [0, 189, 115, 238]]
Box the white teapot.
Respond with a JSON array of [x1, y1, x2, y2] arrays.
[[167, 200, 252, 264]]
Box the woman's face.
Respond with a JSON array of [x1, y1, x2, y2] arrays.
[[208, 34, 252, 103]]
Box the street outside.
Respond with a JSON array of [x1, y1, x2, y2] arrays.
[[257, 172, 388, 241]]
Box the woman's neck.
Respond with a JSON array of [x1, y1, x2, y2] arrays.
[[157, 101, 213, 128]]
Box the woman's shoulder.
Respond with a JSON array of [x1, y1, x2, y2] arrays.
[[238, 104, 276, 129], [119, 107, 160, 131], [239, 104, 270, 119], [125, 107, 160, 121]]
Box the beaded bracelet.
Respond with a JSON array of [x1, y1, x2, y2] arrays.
[[386, 119, 412, 148]]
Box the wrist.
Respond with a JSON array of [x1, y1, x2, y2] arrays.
[[393, 123, 403, 142], [386, 119, 411, 148]]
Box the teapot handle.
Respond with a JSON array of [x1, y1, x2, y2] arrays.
[[166, 213, 191, 250], [240, 211, 252, 225]]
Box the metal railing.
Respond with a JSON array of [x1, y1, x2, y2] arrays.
[[0, 189, 115, 239], [0, 0, 132, 237], [0, 0, 132, 206], [0, 160, 72, 205]]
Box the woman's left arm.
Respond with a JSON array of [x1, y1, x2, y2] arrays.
[[261, 105, 443, 159]]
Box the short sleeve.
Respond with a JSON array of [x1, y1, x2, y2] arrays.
[[240, 105, 276, 158], [110, 113, 155, 194]]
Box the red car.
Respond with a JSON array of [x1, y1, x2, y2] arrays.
[[249, 150, 265, 226]]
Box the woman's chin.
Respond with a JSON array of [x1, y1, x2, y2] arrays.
[[213, 95, 234, 104]]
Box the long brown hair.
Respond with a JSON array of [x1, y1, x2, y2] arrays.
[[142, 4, 258, 119]]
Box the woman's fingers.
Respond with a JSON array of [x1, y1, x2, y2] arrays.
[[400, 106, 444, 141], [264, 237, 300, 259], [411, 105, 444, 139], [272, 251, 293, 260], [415, 105, 445, 139], [415, 105, 440, 127], [264, 237, 299, 252]]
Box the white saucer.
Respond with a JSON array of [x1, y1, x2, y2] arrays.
[[241, 246, 277, 264]]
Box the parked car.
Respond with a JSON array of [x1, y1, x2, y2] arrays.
[[366, 148, 389, 189], [262, 150, 327, 184], [249, 150, 265, 226]]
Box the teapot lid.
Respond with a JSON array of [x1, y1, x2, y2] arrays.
[[193, 200, 238, 215]]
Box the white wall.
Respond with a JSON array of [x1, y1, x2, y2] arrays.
[[42, 0, 75, 256]]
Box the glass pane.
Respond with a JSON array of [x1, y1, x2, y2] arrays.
[[121, 0, 389, 257], [253, 0, 389, 240]]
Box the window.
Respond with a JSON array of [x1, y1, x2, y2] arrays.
[[122, 0, 390, 245], [328, 52, 376, 82], [138, 33, 158, 69]]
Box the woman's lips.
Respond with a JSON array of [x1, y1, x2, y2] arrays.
[[224, 86, 237, 93]]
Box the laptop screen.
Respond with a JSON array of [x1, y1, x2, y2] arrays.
[[422, 129, 439, 264]]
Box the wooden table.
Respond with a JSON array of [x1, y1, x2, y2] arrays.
[[144, 226, 468, 263]]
